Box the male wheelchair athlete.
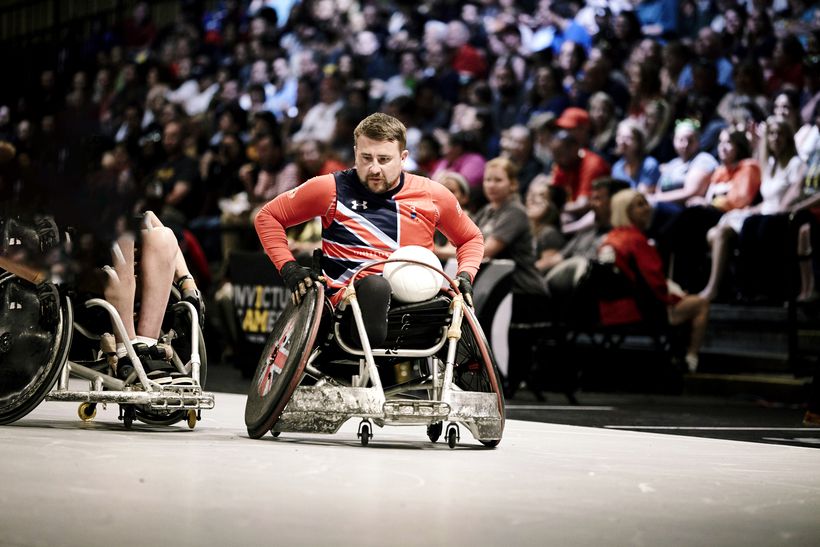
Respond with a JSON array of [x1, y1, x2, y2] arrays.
[[244, 257, 506, 448], [0, 259, 214, 429]]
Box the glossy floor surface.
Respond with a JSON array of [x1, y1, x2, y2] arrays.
[[2, 390, 820, 547]]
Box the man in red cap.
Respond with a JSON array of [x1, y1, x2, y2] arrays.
[[548, 127, 611, 230], [554, 106, 591, 148]]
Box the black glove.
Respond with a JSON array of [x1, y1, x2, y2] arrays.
[[280, 260, 319, 305], [456, 272, 474, 308]]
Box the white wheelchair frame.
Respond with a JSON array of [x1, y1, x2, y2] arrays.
[[262, 258, 505, 448], [46, 291, 214, 428], [0, 266, 214, 429]]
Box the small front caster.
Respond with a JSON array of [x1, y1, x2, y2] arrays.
[[78, 402, 97, 421], [120, 405, 135, 429], [186, 409, 198, 429], [270, 430, 281, 437], [357, 419, 373, 447], [446, 423, 460, 449]]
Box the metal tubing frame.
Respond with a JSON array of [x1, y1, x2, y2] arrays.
[[84, 298, 158, 391]]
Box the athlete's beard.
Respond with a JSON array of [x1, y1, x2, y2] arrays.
[[363, 174, 398, 194]]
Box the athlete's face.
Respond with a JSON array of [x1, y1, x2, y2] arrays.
[[354, 135, 408, 194]]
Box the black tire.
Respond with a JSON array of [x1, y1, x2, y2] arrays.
[[427, 421, 442, 443], [439, 306, 505, 446], [244, 284, 324, 439], [360, 422, 370, 446], [0, 277, 72, 425], [447, 427, 457, 449], [122, 405, 135, 429], [448, 307, 506, 431]]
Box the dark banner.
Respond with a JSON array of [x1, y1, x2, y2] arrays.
[[229, 251, 289, 372]]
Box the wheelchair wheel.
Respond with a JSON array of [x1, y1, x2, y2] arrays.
[[245, 284, 324, 439], [133, 287, 208, 427], [447, 305, 505, 447], [0, 276, 73, 425]]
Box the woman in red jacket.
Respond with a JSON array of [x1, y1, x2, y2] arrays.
[[598, 189, 710, 373]]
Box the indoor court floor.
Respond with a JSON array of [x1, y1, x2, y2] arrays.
[[2, 390, 820, 547]]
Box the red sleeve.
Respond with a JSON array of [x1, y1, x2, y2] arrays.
[[578, 151, 611, 198], [430, 181, 484, 281], [254, 175, 336, 271], [724, 160, 762, 211]]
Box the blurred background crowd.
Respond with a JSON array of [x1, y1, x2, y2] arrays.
[[0, 0, 818, 380]]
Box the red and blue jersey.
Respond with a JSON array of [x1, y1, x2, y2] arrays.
[[255, 168, 484, 304]]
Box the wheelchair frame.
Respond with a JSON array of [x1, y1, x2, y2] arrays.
[[249, 258, 505, 448], [0, 267, 214, 429]]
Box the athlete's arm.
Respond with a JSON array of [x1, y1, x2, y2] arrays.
[[431, 182, 484, 281], [254, 175, 336, 270]]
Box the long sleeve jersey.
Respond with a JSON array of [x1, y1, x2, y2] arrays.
[[255, 169, 484, 304]]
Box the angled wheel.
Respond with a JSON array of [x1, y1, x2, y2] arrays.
[[244, 284, 324, 439], [0, 276, 72, 425], [443, 305, 506, 446]]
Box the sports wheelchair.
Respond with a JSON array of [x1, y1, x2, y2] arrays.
[[244, 257, 505, 448], [0, 261, 214, 429]]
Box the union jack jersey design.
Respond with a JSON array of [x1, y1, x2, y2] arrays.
[[255, 168, 484, 305]]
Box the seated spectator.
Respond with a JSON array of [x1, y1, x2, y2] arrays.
[[611, 118, 661, 194], [472, 157, 549, 399], [643, 99, 675, 164], [599, 189, 710, 373], [541, 177, 631, 272], [548, 129, 611, 228], [290, 74, 344, 144], [587, 92, 618, 164], [716, 60, 769, 126], [526, 174, 566, 275], [795, 101, 820, 162], [700, 116, 804, 301], [649, 119, 719, 242], [143, 120, 202, 225], [765, 34, 805, 95], [294, 139, 347, 182], [499, 124, 544, 197], [220, 132, 298, 258], [652, 119, 718, 208], [430, 130, 488, 212], [771, 89, 802, 144], [517, 64, 570, 123], [665, 128, 762, 292], [433, 171, 472, 260]]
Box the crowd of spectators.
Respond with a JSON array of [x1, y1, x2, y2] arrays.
[[0, 0, 818, 383]]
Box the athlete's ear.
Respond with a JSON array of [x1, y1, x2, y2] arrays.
[[401, 149, 409, 162]]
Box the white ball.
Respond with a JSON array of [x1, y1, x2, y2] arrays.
[[383, 246, 444, 303]]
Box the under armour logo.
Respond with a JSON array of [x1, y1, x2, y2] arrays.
[[351, 200, 368, 210], [8, 302, 22, 310]]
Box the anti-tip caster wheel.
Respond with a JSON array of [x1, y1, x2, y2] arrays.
[[78, 403, 97, 422], [357, 420, 372, 447], [121, 406, 135, 430], [427, 421, 442, 443], [186, 410, 198, 429], [270, 430, 281, 438], [446, 423, 460, 449]]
